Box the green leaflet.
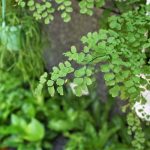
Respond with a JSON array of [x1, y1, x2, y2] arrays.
[[109, 85, 120, 97], [23, 118, 45, 141]]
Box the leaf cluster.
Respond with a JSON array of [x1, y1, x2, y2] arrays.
[[16, 0, 73, 23], [39, 6, 150, 106], [0, 5, 44, 85]]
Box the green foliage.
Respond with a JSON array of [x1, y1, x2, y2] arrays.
[[0, 4, 44, 86], [79, 0, 105, 16], [56, 0, 73, 22], [39, 6, 150, 104], [127, 112, 145, 150], [0, 70, 136, 149], [1, 0, 150, 150], [16, 0, 73, 23], [47, 94, 133, 150], [0, 25, 21, 51], [15, 0, 144, 24], [11, 115, 45, 142], [79, 0, 95, 16], [27, 0, 54, 24], [16, 0, 106, 23], [0, 71, 46, 149], [36, 3, 150, 149]]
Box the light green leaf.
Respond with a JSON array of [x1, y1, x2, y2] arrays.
[[104, 73, 115, 81], [57, 86, 64, 95], [24, 119, 45, 141], [48, 86, 55, 97], [47, 80, 54, 86], [84, 77, 92, 85], [73, 78, 83, 85], [109, 85, 120, 97], [56, 78, 65, 86]]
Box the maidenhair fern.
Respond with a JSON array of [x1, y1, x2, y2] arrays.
[[16, 0, 107, 23], [16, 0, 73, 23], [35, 4, 150, 149], [127, 113, 145, 150], [37, 6, 150, 102], [16, 0, 55, 23]]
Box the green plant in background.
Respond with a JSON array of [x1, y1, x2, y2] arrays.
[[0, 69, 136, 149], [62, 96, 131, 150], [0, 71, 45, 149], [0, 0, 44, 88], [36, 91, 133, 150]]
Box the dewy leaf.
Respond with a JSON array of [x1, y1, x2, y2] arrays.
[[59, 63, 65, 69], [24, 119, 45, 141]]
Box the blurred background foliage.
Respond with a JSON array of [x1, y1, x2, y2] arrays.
[[0, 0, 150, 150], [0, 69, 133, 150]]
